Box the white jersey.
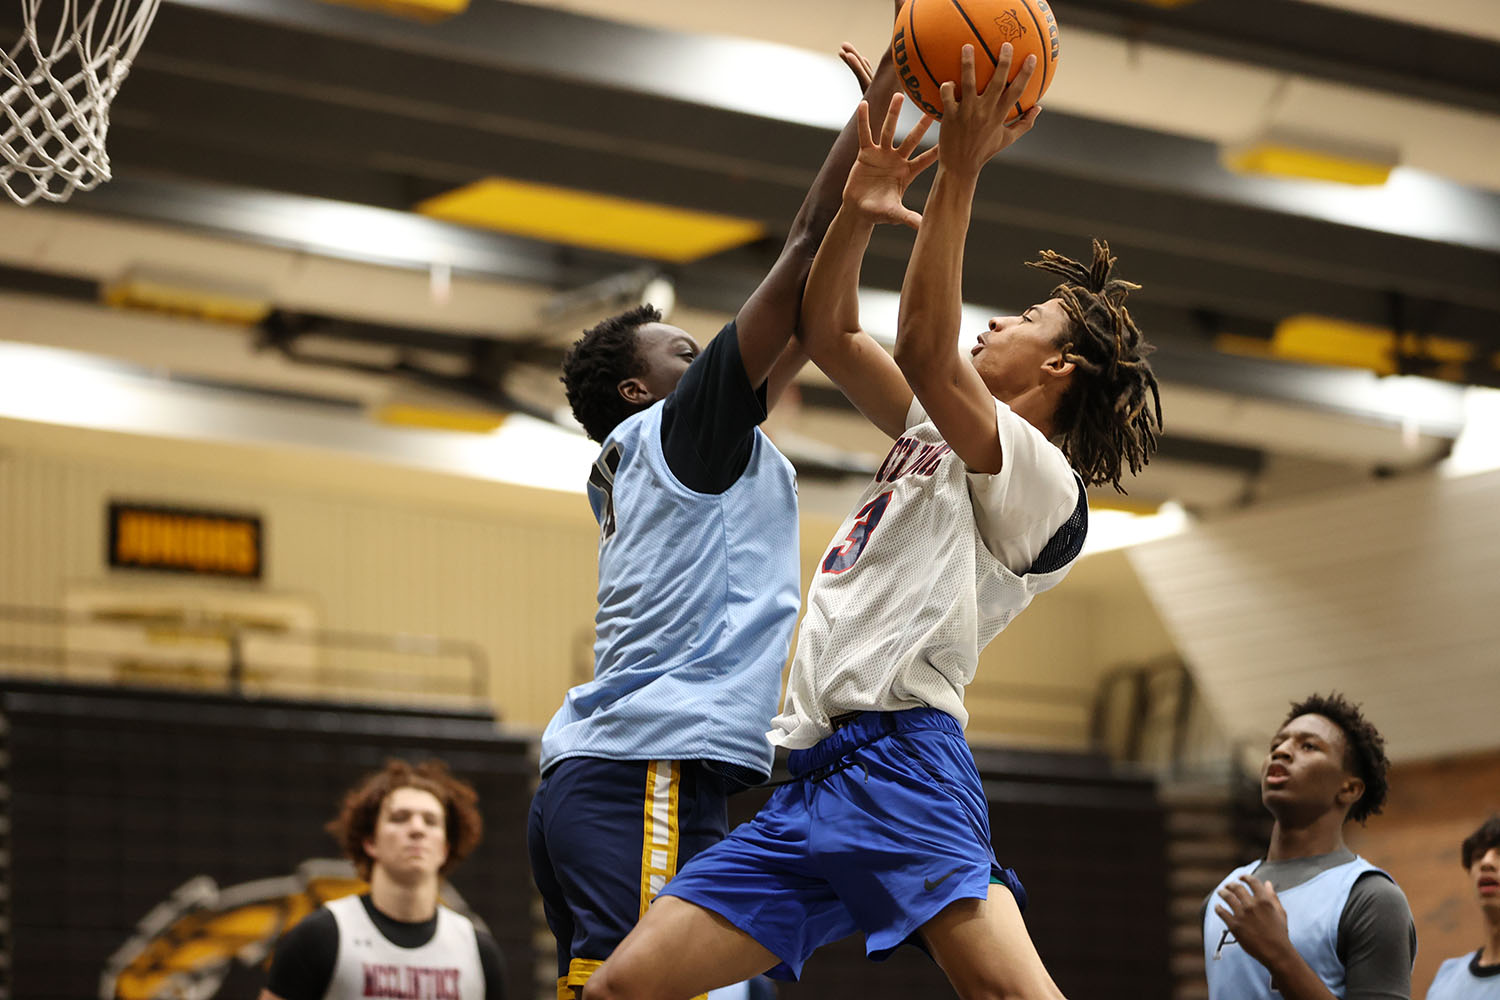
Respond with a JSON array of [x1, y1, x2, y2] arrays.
[[771, 398, 1085, 748], [324, 894, 485, 1000]]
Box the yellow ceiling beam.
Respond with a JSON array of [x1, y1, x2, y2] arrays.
[[1223, 129, 1397, 187], [101, 271, 271, 326], [373, 404, 507, 434], [416, 178, 765, 264], [316, 0, 469, 22], [1271, 315, 1472, 376]]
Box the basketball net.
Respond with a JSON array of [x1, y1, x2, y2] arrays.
[[1, 0, 162, 206]]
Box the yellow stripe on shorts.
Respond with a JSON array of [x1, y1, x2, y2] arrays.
[[639, 759, 682, 917]]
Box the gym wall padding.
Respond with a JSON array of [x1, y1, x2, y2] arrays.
[[1, 680, 535, 1000]]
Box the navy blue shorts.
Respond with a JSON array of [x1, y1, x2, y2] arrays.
[[661, 707, 1025, 980], [527, 757, 731, 997]]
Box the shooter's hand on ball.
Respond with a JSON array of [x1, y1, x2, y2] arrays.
[[937, 43, 1041, 177], [842, 93, 939, 230]]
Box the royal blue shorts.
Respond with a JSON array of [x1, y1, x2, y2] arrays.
[[527, 757, 732, 996], [661, 707, 1026, 980]]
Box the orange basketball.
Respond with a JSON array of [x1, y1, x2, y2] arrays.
[[891, 0, 1061, 122]]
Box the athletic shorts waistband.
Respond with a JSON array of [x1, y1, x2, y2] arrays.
[[788, 707, 963, 777]]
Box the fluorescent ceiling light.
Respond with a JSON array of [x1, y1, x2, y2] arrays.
[[1441, 386, 1500, 478], [1083, 501, 1192, 556], [0, 342, 599, 495]]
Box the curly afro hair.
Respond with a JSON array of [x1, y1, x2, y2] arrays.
[[327, 758, 483, 881], [1284, 692, 1390, 825], [1026, 239, 1162, 493], [1461, 814, 1500, 869], [561, 304, 661, 442]]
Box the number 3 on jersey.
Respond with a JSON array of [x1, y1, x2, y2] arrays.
[[822, 491, 892, 574]]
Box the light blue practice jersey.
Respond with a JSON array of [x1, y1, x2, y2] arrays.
[[1205, 856, 1385, 1000], [1428, 953, 1500, 1000], [540, 399, 800, 781]]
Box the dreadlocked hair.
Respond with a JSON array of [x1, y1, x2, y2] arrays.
[[1026, 239, 1162, 492], [561, 304, 661, 442]]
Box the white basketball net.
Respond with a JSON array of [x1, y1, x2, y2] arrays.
[[1, 0, 163, 206]]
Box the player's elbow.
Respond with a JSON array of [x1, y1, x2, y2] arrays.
[[580, 967, 655, 1000], [892, 333, 945, 390]]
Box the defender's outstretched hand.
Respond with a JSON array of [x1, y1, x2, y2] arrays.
[[937, 43, 1042, 177], [844, 93, 938, 230], [840, 42, 876, 91]]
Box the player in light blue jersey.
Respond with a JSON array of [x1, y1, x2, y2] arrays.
[[1206, 693, 1415, 1000], [1426, 815, 1500, 1000], [525, 20, 907, 1000]]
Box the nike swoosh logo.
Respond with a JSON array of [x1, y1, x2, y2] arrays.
[[924, 866, 965, 891]]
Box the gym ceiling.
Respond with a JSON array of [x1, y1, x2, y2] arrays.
[[3, 0, 1498, 513]]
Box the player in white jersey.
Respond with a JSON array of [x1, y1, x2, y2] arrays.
[[261, 759, 506, 1000], [1426, 816, 1500, 999], [585, 44, 1162, 1000], [1205, 693, 1414, 1000]]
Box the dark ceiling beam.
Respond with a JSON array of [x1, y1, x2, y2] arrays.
[[93, 57, 1500, 339], [1061, 0, 1500, 118], [116, 1, 1500, 260], [0, 239, 1471, 437], [111, 50, 1500, 313]]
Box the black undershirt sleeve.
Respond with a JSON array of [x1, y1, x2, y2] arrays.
[[265, 908, 339, 1000], [475, 929, 508, 1000], [659, 321, 770, 495], [1337, 872, 1417, 1000]]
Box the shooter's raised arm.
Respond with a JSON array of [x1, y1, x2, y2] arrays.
[[797, 92, 937, 439], [894, 43, 1040, 473]]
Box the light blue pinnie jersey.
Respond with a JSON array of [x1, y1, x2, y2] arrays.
[[1427, 953, 1500, 1000], [539, 396, 801, 782], [1205, 856, 1385, 1000]]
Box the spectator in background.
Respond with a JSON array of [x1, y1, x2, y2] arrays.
[[1426, 815, 1500, 999], [1205, 692, 1415, 1000], [261, 758, 506, 1000]]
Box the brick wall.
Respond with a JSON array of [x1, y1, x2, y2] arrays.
[[1347, 749, 1500, 997]]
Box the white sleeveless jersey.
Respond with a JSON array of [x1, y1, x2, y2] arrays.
[[324, 895, 485, 1000], [771, 398, 1086, 748]]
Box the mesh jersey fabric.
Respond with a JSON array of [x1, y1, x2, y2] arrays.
[[771, 397, 1085, 749], [541, 395, 801, 780]]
